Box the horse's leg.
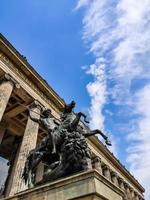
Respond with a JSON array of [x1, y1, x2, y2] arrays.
[[84, 129, 112, 146], [79, 112, 90, 123], [69, 112, 89, 132], [69, 113, 81, 132], [96, 130, 112, 145]]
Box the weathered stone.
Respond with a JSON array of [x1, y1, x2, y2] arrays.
[[9, 102, 42, 195], [2, 170, 124, 200], [92, 156, 102, 175], [111, 171, 119, 186], [0, 79, 13, 121], [101, 163, 111, 180], [0, 125, 5, 144]]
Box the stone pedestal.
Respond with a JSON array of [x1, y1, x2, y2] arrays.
[[3, 170, 124, 200], [9, 102, 41, 196]]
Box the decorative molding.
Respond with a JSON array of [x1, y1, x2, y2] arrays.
[[0, 53, 60, 113], [4, 73, 20, 88], [29, 99, 45, 111]]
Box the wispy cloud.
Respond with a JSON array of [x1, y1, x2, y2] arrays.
[[127, 84, 150, 198], [75, 0, 90, 10], [86, 57, 107, 130], [76, 0, 150, 198]]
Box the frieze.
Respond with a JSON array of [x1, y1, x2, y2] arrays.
[[0, 52, 59, 113]]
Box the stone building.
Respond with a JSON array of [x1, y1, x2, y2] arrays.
[[0, 34, 145, 200]]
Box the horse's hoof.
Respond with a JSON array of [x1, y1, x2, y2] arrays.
[[84, 117, 90, 123], [105, 139, 112, 146]]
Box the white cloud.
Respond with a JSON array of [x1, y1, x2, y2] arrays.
[[86, 58, 107, 131], [77, 0, 150, 199], [127, 85, 150, 198], [75, 0, 90, 10]]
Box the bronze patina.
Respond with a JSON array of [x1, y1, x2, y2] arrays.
[[22, 101, 111, 187]]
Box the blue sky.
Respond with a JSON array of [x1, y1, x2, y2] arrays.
[[0, 0, 94, 111], [1, 0, 150, 198]]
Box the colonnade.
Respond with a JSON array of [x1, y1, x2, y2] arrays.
[[0, 74, 144, 199], [92, 156, 144, 200], [0, 74, 43, 195]]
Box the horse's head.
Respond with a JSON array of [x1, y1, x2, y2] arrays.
[[63, 100, 76, 114]]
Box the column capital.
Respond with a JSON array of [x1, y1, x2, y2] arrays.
[[1, 73, 20, 88], [101, 163, 110, 170], [118, 177, 125, 190], [101, 163, 111, 180], [118, 177, 124, 183], [0, 74, 19, 122], [93, 156, 101, 163], [29, 100, 44, 111], [130, 188, 135, 198], [110, 171, 119, 186], [92, 156, 102, 174], [134, 192, 140, 200], [130, 187, 134, 192], [110, 171, 118, 177], [124, 182, 130, 189]]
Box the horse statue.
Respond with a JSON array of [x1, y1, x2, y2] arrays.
[[22, 101, 111, 187]]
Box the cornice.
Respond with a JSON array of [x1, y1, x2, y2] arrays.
[[0, 33, 65, 112], [89, 136, 145, 193], [0, 33, 144, 195]]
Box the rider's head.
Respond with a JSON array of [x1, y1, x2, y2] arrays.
[[42, 109, 52, 117]]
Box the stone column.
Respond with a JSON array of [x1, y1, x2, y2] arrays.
[[9, 101, 42, 196], [118, 178, 128, 200], [111, 171, 119, 186], [102, 163, 111, 180], [124, 183, 132, 200], [134, 192, 140, 200], [130, 188, 135, 199], [118, 177, 125, 190], [0, 125, 5, 144], [139, 197, 143, 200], [93, 156, 102, 174], [0, 74, 19, 122], [87, 158, 93, 170]]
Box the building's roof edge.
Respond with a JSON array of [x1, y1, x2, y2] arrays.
[[0, 33, 65, 111], [0, 33, 144, 193], [90, 136, 145, 193]]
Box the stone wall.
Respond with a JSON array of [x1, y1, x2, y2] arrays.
[[2, 170, 124, 200]]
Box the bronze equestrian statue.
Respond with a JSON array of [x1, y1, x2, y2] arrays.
[[22, 101, 111, 187]]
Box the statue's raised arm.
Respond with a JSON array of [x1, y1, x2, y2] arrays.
[[29, 108, 41, 124], [23, 100, 112, 188]]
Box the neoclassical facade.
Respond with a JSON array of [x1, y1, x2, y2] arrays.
[[0, 34, 145, 200]]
